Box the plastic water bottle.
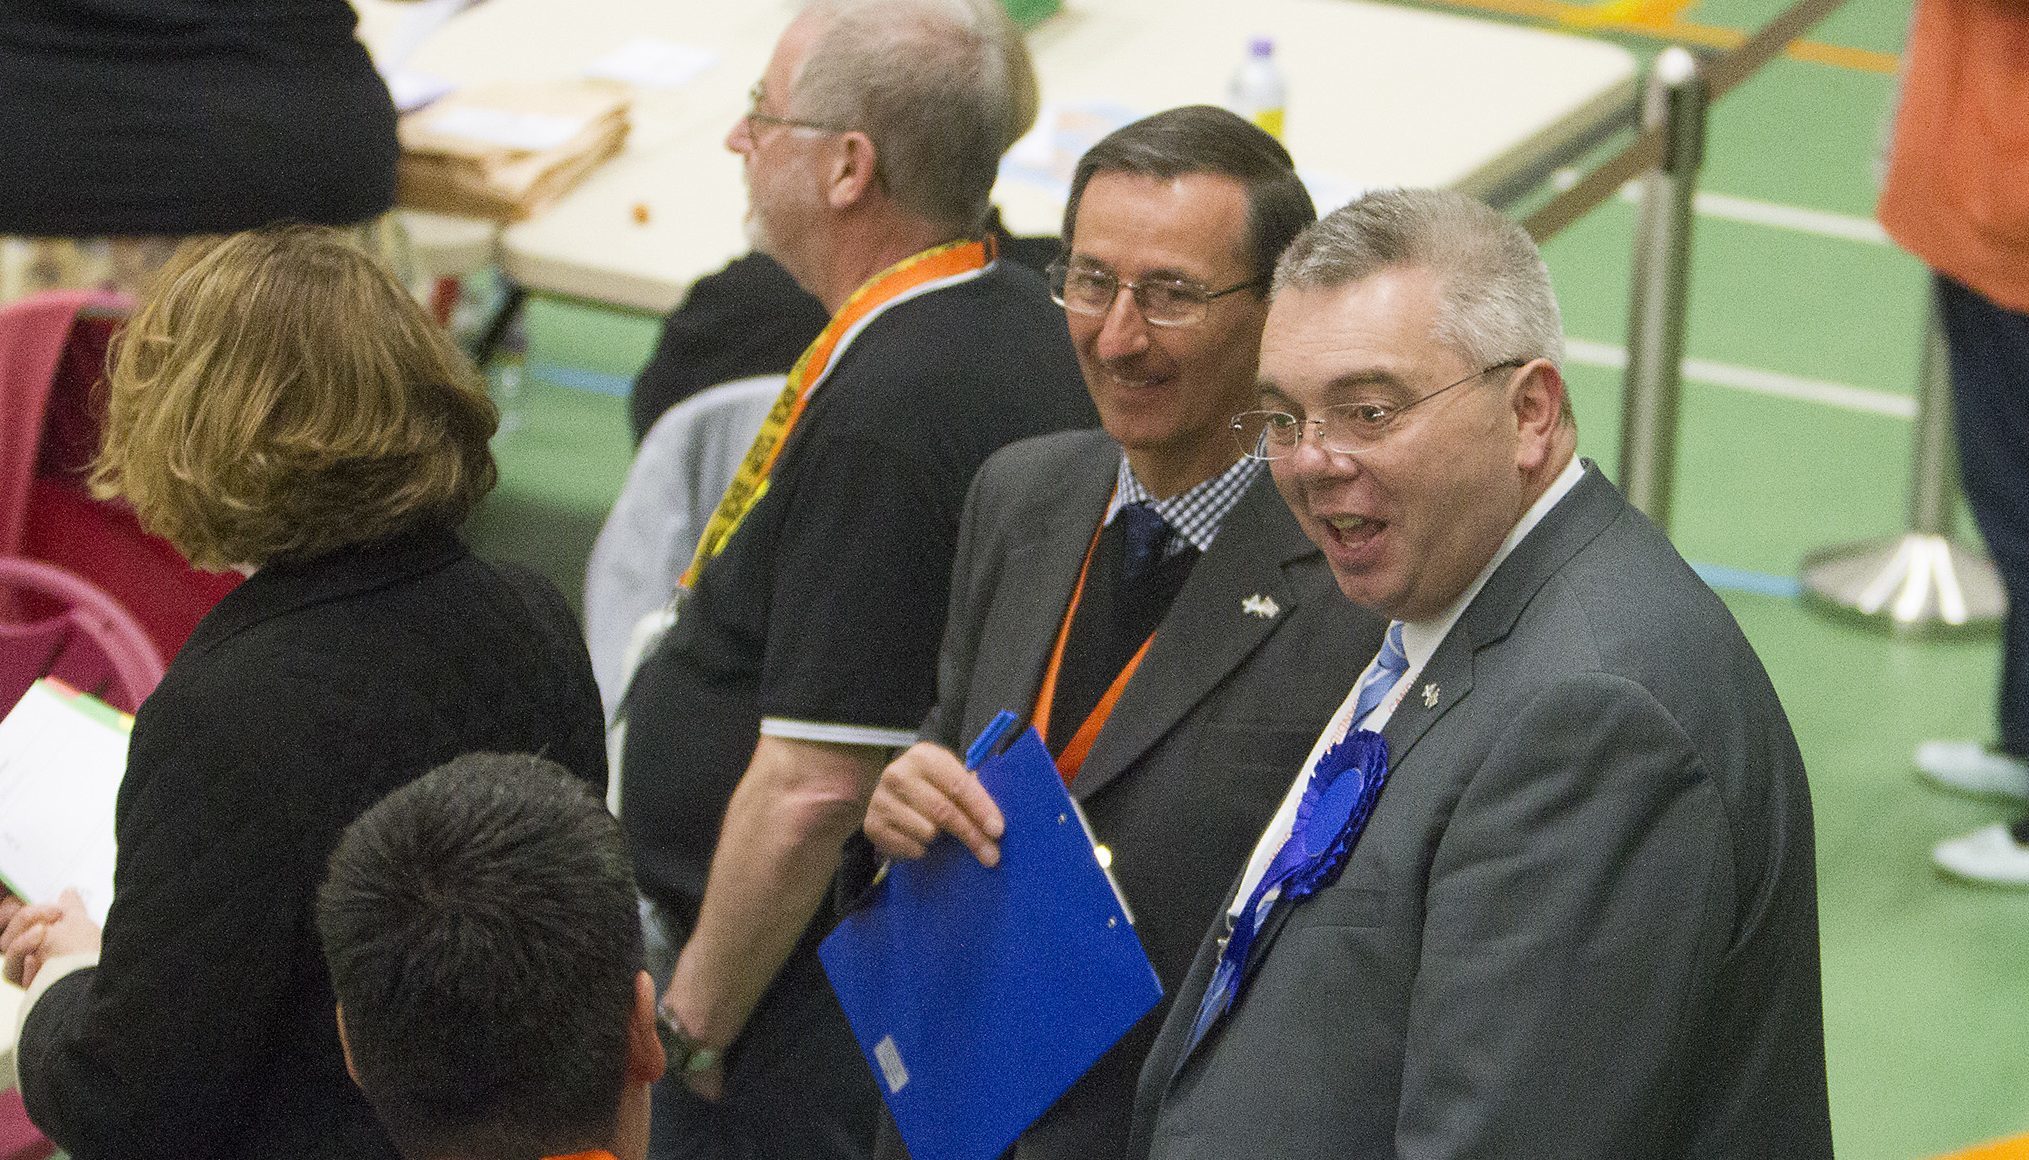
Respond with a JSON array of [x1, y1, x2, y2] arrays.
[[1228, 37, 1287, 141]]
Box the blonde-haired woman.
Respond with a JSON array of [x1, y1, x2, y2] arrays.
[[0, 225, 605, 1160]]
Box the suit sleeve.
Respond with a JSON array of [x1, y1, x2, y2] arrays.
[[1395, 671, 1733, 1159], [18, 668, 358, 1155], [916, 460, 1002, 751]]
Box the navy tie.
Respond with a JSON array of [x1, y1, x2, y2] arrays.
[[1116, 501, 1173, 583]]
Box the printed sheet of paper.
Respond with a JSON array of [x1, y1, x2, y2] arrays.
[[0, 681, 130, 926], [582, 38, 717, 89]]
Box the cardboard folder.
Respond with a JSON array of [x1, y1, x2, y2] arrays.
[[395, 80, 631, 221], [820, 720, 1162, 1160]]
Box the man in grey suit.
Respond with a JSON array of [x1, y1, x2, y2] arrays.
[[1130, 189, 1834, 1158], [861, 107, 1384, 1160]]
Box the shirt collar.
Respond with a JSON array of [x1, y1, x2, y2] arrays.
[[1102, 453, 1264, 554], [1398, 454, 1587, 672]]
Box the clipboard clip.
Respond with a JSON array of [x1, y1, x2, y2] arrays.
[[964, 710, 1020, 770]]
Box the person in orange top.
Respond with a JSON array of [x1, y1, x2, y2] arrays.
[[317, 753, 666, 1160], [1878, 0, 2029, 885]]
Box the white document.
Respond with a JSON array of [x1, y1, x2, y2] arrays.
[[582, 39, 718, 89], [0, 681, 130, 927], [425, 106, 594, 152], [386, 69, 456, 113], [999, 100, 1139, 200]]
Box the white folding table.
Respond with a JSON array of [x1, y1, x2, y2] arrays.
[[380, 0, 1636, 314]]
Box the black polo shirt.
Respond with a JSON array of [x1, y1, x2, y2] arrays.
[[620, 258, 1096, 919]]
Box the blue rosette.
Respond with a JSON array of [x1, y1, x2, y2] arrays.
[[1279, 727, 1391, 904]]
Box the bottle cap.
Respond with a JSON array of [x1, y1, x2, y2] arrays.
[[1250, 36, 1274, 57]]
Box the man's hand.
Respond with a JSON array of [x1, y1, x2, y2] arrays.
[[660, 734, 888, 1100], [865, 741, 1005, 866], [1, 888, 100, 988]]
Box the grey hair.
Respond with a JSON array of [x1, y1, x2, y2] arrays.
[[1273, 187, 1567, 370], [791, 0, 1037, 235]]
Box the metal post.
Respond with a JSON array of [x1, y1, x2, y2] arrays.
[[1799, 287, 2005, 633], [1907, 301, 1956, 535], [1618, 47, 1706, 528]]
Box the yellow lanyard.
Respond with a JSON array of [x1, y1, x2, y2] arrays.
[[679, 236, 997, 589]]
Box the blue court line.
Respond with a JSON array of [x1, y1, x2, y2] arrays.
[[529, 361, 634, 397], [1691, 561, 1804, 600]]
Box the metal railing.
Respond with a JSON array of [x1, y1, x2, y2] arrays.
[[1499, 0, 2000, 632], [1516, 0, 1853, 531]]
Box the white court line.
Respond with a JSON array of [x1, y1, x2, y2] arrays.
[[1683, 191, 1892, 247], [1556, 169, 1895, 246], [1564, 338, 1917, 419]]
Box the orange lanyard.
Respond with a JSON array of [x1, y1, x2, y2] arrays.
[[1030, 505, 1158, 784], [680, 236, 996, 588]]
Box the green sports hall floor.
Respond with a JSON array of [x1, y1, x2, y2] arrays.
[[466, 1, 2028, 1154]]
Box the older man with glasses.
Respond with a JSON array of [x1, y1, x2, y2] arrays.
[[614, 1, 1094, 1157], [860, 105, 1383, 1160], [1128, 188, 1832, 1159]]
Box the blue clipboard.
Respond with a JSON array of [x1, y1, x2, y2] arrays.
[[819, 714, 1163, 1160]]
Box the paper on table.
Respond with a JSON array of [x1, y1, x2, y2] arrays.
[[583, 38, 718, 89], [425, 106, 594, 153], [386, 69, 456, 113], [0, 681, 129, 926], [999, 100, 1139, 201]]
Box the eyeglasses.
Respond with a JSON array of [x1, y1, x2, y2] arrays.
[[1047, 261, 1261, 329], [742, 81, 848, 136], [1231, 360, 1526, 459]]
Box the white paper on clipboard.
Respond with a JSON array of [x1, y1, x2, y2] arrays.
[[0, 680, 130, 926]]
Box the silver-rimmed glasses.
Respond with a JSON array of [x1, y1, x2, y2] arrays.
[[1231, 360, 1526, 459], [1047, 261, 1261, 329], [741, 82, 848, 135]]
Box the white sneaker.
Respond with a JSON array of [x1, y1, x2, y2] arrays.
[[1914, 740, 2029, 800], [1933, 824, 2029, 886]]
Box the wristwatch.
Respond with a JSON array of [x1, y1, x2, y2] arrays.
[[656, 1006, 723, 1076]]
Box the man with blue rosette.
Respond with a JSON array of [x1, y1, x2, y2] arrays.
[[859, 107, 1382, 1160], [1129, 188, 1833, 1159]]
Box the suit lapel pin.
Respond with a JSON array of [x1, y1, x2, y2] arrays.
[[1241, 594, 1280, 619], [1421, 682, 1439, 707]]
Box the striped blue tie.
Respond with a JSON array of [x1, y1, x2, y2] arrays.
[[1348, 622, 1409, 729]]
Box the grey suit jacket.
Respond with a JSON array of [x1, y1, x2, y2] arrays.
[[890, 428, 1383, 1160], [1129, 466, 1833, 1160]]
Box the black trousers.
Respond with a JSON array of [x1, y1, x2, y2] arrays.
[[643, 900, 880, 1160], [1938, 275, 2029, 753]]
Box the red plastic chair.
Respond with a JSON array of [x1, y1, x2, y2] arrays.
[[0, 1089, 55, 1160], [0, 555, 163, 716], [0, 291, 238, 665]]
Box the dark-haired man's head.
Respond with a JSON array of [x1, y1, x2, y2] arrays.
[[318, 753, 663, 1160], [1052, 106, 1317, 497]]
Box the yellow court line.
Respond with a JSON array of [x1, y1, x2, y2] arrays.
[[1563, 0, 1697, 31], [1409, 0, 1901, 74], [1929, 1133, 2029, 1160]]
